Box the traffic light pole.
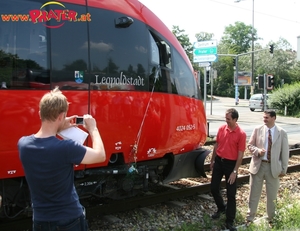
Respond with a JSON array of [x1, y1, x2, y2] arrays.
[[263, 73, 267, 111], [219, 47, 272, 105], [203, 65, 215, 115]]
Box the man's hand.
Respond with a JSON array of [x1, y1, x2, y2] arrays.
[[210, 161, 214, 171], [58, 115, 77, 132], [258, 148, 266, 157], [83, 114, 97, 133], [228, 172, 237, 185]]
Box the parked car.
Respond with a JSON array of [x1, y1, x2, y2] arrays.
[[249, 94, 271, 111]]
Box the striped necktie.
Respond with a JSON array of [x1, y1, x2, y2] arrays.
[[267, 129, 272, 161]]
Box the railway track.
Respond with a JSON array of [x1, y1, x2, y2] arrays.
[[88, 148, 300, 216], [2, 147, 300, 231]]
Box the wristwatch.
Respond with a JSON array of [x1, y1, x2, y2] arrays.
[[233, 170, 237, 174]]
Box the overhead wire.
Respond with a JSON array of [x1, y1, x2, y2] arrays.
[[208, 0, 300, 24]]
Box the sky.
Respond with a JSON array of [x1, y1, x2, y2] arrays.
[[139, 0, 300, 51]]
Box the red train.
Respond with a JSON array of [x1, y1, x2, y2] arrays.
[[0, 0, 209, 218]]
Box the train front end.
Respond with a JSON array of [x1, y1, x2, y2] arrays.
[[0, 0, 209, 218]]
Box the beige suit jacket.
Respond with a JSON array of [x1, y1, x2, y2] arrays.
[[247, 125, 289, 178]]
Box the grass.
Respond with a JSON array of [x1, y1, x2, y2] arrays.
[[170, 189, 300, 231], [272, 189, 300, 230]]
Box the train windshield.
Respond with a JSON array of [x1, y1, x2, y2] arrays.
[[0, 0, 200, 99]]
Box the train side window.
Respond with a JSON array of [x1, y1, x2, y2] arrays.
[[149, 34, 159, 65], [88, 7, 149, 91], [148, 32, 175, 94], [48, 3, 89, 90], [172, 48, 200, 99], [159, 42, 171, 69], [149, 32, 172, 69], [149, 29, 199, 98], [0, 0, 50, 90]]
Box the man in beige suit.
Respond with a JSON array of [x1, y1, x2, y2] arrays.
[[246, 109, 289, 226]]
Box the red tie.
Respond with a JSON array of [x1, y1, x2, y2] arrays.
[[267, 129, 272, 161]]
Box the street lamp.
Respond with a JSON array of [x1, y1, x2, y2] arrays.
[[234, 0, 255, 97]]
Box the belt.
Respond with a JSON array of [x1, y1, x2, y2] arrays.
[[216, 155, 236, 162], [261, 160, 270, 163]]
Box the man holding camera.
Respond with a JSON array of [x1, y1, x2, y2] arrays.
[[18, 86, 106, 231]]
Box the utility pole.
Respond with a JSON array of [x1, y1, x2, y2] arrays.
[[210, 69, 213, 115], [251, 0, 254, 96], [203, 67, 207, 111], [234, 57, 239, 105], [234, 0, 255, 96]]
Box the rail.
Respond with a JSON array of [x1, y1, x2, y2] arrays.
[[1, 147, 300, 230]]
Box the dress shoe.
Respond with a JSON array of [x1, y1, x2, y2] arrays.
[[268, 221, 273, 228], [245, 220, 253, 227], [211, 209, 225, 219], [225, 223, 237, 231]]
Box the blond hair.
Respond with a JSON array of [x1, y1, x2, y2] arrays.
[[39, 86, 69, 121]]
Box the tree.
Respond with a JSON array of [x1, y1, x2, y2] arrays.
[[211, 56, 236, 97], [209, 22, 259, 98], [220, 21, 258, 54], [172, 25, 193, 61], [195, 32, 214, 42], [172, 25, 199, 71], [289, 61, 300, 83], [255, 38, 296, 88], [63, 59, 87, 71]]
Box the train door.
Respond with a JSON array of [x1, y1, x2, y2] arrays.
[[44, 1, 90, 116], [85, 4, 150, 165]]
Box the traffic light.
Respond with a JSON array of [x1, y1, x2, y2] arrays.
[[206, 70, 210, 84], [269, 44, 274, 54], [267, 75, 274, 89], [233, 58, 236, 67], [257, 75, 264, 89]]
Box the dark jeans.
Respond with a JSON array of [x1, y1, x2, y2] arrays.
[[211, 155, 237, 224], [33, 214, 88, 231]]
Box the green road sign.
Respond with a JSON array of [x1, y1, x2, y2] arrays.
[[194, 47, 217, 55]]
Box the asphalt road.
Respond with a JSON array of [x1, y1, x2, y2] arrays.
[[205, 96, 300, 146]]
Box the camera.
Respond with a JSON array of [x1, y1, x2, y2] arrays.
[[76, 117, 84, 125]]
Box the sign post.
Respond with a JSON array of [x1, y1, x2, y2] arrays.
[[194, 40, 218, 113], [193, 40, 218, 63]]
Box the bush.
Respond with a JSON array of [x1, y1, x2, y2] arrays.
[[269, 83, 300, 117]]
